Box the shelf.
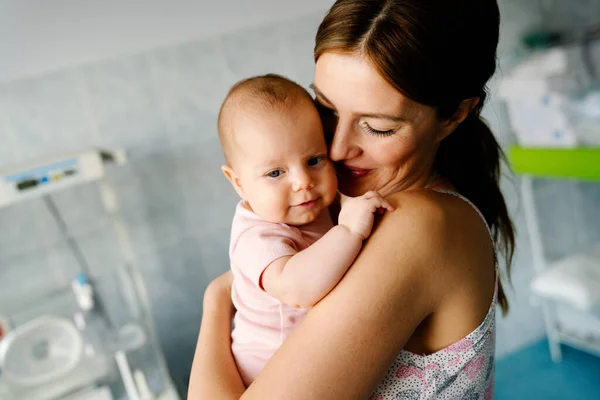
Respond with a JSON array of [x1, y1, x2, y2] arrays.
[[559, 332, 600, 358], [508, 146, 600, 181]]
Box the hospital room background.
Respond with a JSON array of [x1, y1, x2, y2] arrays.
[[0, 0, 599, 399]]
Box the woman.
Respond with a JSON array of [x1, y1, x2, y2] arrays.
[[189, 0, 515, 398]]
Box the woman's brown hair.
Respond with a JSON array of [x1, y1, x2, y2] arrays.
[[315, 0, 515, 314]]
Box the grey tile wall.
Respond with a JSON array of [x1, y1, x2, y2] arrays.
[[0, 1, 598, 391], [0, 71, 96, 161]]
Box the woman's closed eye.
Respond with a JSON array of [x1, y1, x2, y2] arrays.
[[361, 121, 395, 137]]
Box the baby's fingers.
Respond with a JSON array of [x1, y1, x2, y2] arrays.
[[369, 197, 394, 213], [379, 198, 395, 211], [370, 196, 394, 212]]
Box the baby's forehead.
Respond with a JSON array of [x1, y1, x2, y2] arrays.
[[234, 145, 293, 172], [234, 127, 324, 168]]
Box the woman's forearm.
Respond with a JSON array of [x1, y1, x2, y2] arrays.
[[187, 272, 245, 400]]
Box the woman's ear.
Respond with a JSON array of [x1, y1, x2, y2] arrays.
[[437, 97, 480, 141], [221, 165, 245, 199]]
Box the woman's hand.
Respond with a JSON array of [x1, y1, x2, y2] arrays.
[[187, 271, 246, 400]]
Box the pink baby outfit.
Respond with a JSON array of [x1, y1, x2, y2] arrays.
[[229, 200, 333, 386]]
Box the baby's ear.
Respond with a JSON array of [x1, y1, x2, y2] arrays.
[[221, 165, 245, 199]]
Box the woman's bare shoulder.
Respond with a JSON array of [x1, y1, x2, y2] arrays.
[[379, 188, 489, 250], [330, 190, 454, 316], [361, 188, 492, 296], [368, 189, 452, 259]]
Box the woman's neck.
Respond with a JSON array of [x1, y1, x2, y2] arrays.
[[384, 170, 453, 196]]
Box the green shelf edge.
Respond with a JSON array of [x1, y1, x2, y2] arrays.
[[508, 146, 600, 181]]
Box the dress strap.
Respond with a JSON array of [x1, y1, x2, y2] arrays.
[[433, 189, 498, 266]]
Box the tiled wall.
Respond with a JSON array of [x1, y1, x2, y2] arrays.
[[0, 0, 599, 390], [0, 13, 322, 389]]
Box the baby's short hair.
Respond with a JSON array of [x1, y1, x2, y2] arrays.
[[217, 74, 314, 166]]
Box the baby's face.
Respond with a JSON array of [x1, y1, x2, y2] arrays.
[[232, 100, 338, 225]]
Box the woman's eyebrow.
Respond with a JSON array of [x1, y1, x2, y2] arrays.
[[310, 83, 405, 123]]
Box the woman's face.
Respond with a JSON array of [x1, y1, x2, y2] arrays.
[[313, 52, 447, 198]]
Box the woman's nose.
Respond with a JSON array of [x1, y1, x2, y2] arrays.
[[292, 169, 315, 192], [329, 122, 359, 162]]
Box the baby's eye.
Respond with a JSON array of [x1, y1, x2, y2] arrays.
[[266, 170, 283, 178], [307, 156, 323, 167]]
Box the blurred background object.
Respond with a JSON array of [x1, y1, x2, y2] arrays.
[[0, 150, 179, 400], [0, 0, 599, 398]]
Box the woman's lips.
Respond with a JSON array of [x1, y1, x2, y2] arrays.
[[336, 163, 372, 180]]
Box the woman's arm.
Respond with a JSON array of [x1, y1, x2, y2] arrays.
[[187, 271, 245, 399], [245, 196, 442, 399], [189, 193, 444, 399], [262, 191, 393, 308]]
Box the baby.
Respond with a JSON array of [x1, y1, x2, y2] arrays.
[[217, 74, 393, 386]]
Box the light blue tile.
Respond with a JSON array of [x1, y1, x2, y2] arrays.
[[49, 181, 109, 237], [219, 13, 323, 93], [279, 14, 323, 87], [0, 197, 63, 260], [0, 200, 44, 258], [170, 139, 239, 234], [44, 241, 82, 284], [0, 71, 96, 161], [135, 237, 210, 378], [81, 54, 169, 151], [91, 269, 139, 328], [127, 150, 183, 206], [0, 104, 22, 169], [147, 276, 202, 383], [195, 223, 231, 282], [130, 215, 188, 257], [150, 39, 231, 143], [111, 149, 185, 212], [102, 158, 187, 256], [104, 161, 146, 222], [74, 227, 125, 278], [0, 242, 80, 313], [220, 23, 290, 80], [165, 106, 217, 146]]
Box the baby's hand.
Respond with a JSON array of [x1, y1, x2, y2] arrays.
[[338, 191, 394, 240]]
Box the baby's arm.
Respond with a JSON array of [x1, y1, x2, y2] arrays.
[[261, 191, 393, 308]]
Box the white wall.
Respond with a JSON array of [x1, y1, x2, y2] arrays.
[[0, 0, 328, 83]]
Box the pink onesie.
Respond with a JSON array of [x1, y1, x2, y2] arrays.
[[229, 200, 333, 386]]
